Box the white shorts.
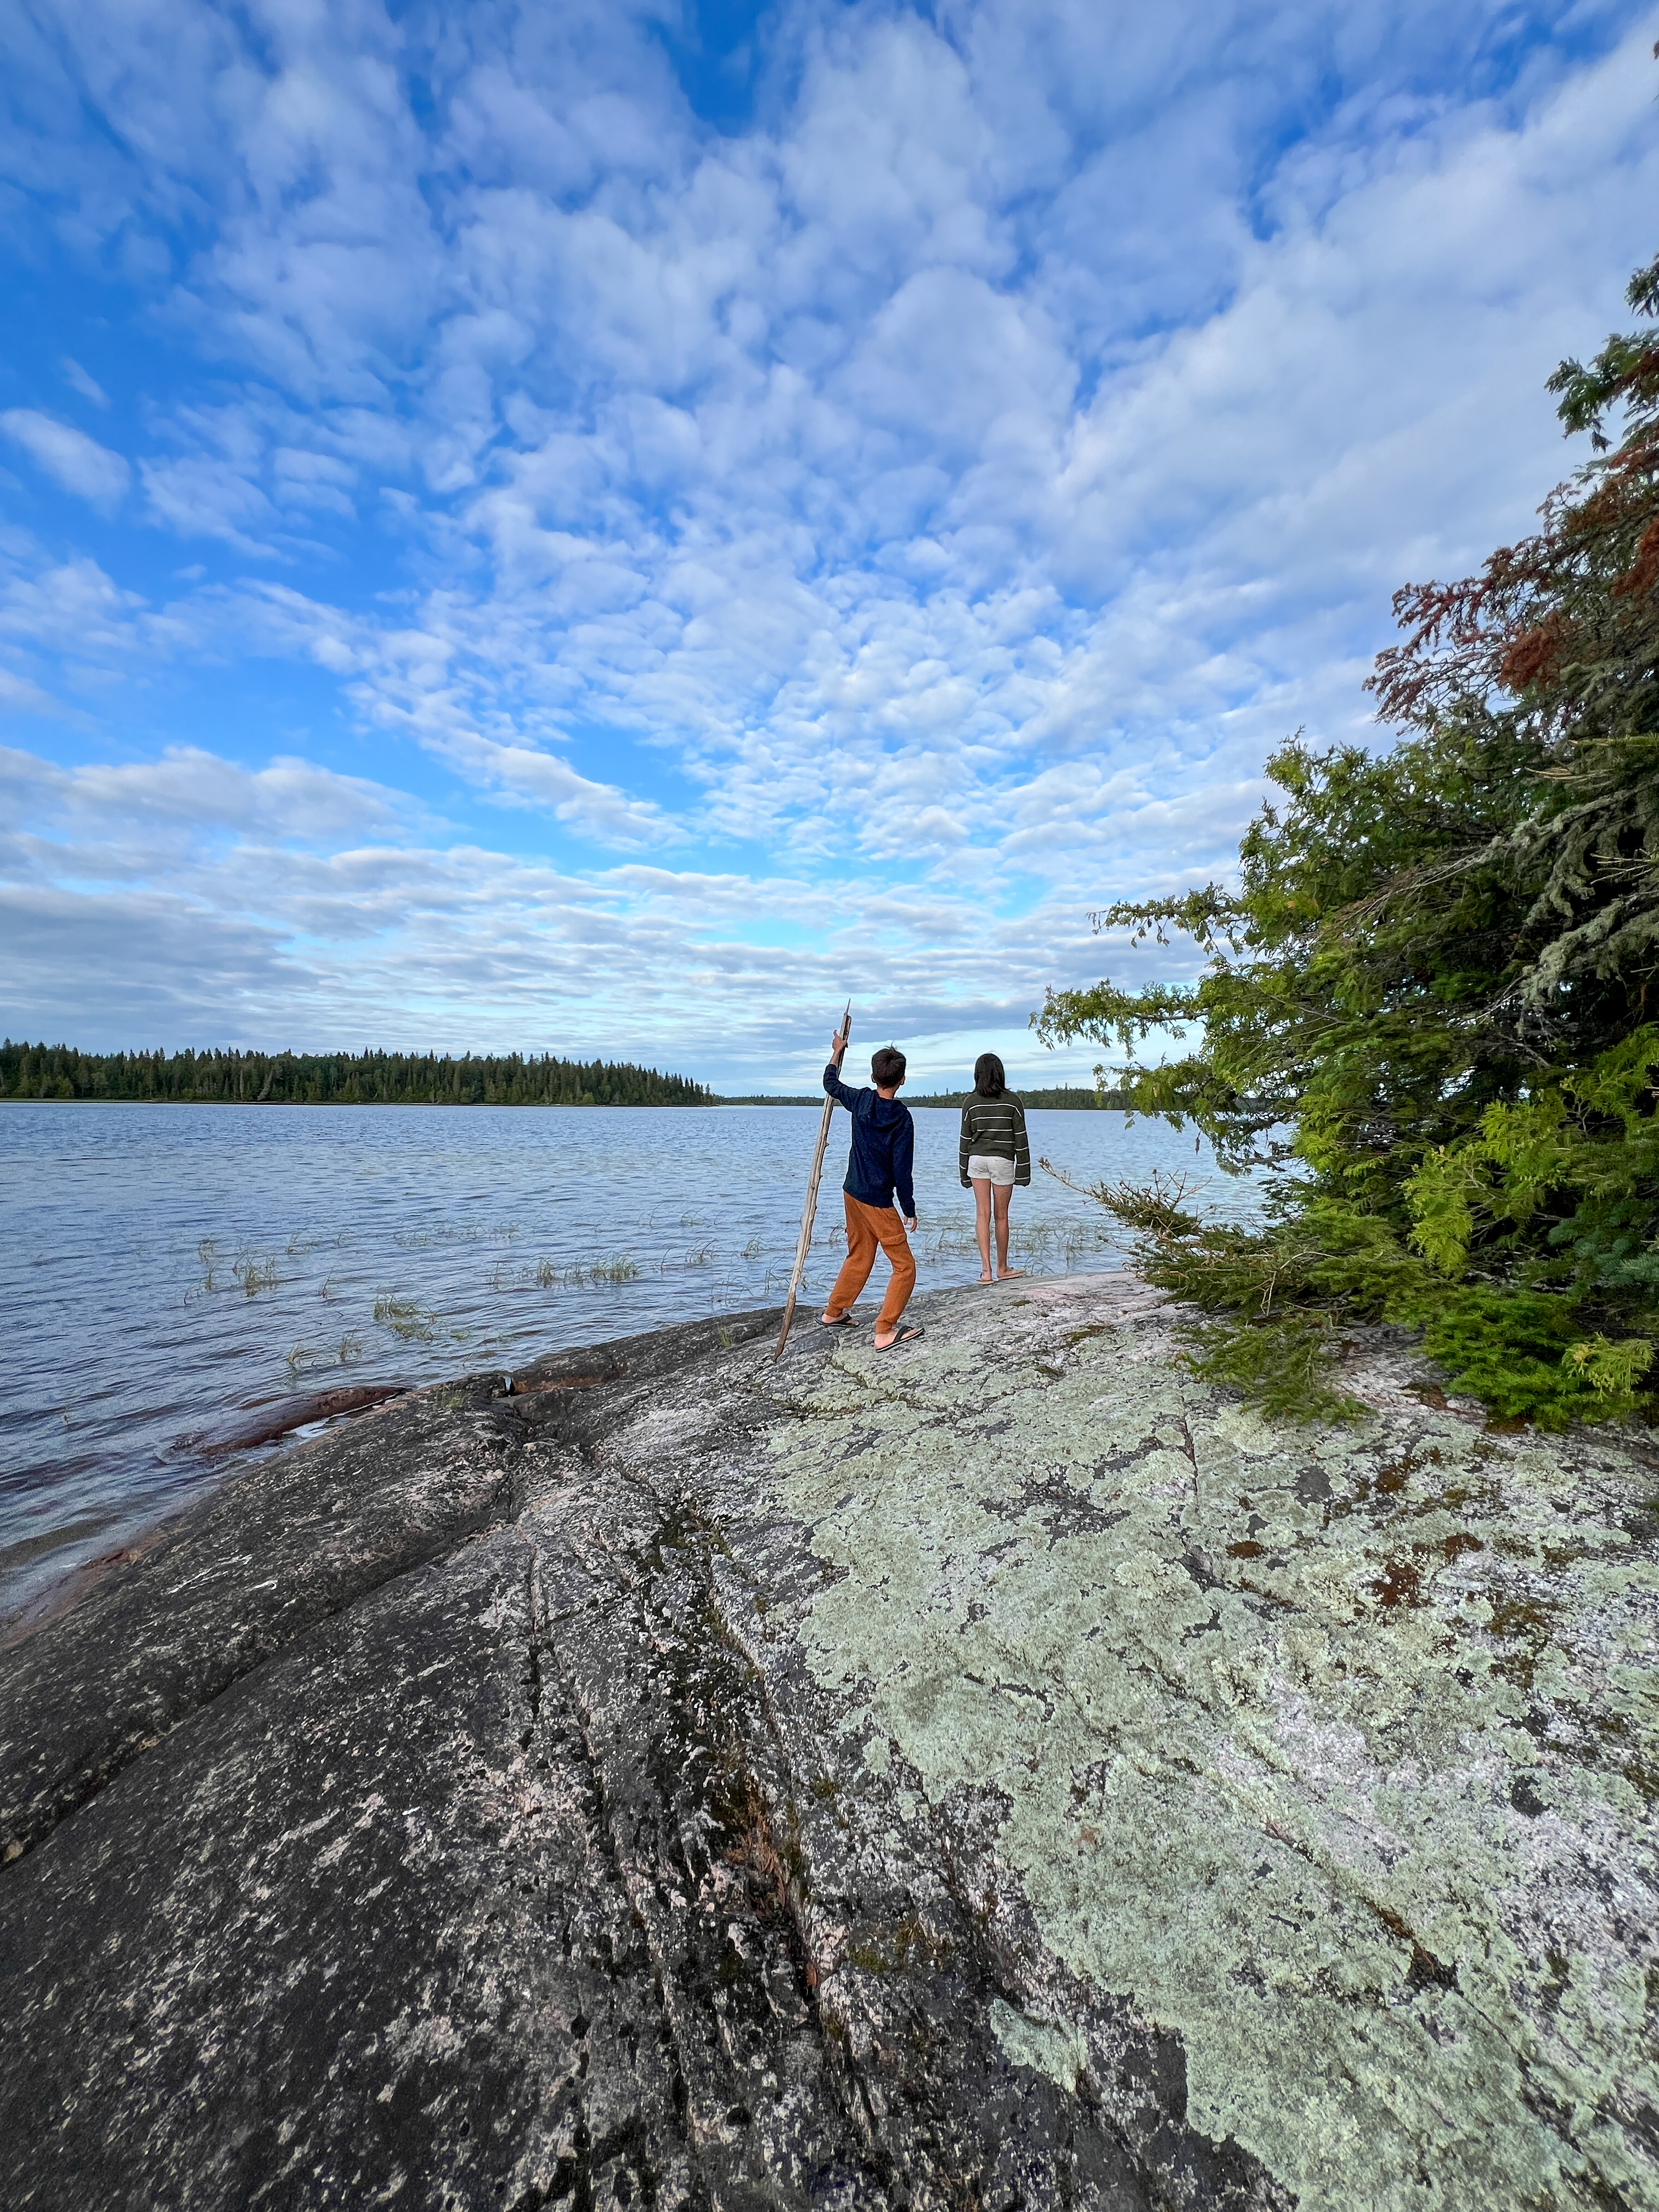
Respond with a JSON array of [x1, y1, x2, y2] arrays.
[[967, 1154, 1017, 1187]]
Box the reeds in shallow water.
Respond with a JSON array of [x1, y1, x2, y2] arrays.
[[522, 1255, 642, 1290], [235, 1251, 279, 1297], [283, 1328, 367, 1376], [374, 1292, 437, 1340]]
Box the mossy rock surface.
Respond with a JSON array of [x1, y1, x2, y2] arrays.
[[1, 1278, 1654, 2210]]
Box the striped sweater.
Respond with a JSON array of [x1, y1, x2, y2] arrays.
[[958, 1093, 1031, 1187]]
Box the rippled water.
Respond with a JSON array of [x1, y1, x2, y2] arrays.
[[0, 1101, 1268, 1628]]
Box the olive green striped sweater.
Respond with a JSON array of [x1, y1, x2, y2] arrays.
[[958, 1094, 1031, 1187]]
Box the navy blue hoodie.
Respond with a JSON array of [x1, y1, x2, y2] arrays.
[[823, 1063, 916, 1217]]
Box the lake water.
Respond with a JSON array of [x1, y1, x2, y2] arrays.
[[0, 1102, 1268, 1630]]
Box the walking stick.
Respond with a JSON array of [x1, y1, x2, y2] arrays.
[[774, 1004, 851, 1359]]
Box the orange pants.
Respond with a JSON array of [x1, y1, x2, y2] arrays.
[[825, 1193, 916, 1331]]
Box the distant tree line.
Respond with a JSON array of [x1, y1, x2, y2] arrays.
[[909, 1085, 1129, 1110], [712, 1085, 1129, 1108], [0, 1042, 712, 1107]]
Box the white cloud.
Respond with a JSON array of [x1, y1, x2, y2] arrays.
[[0, 410, 129, 509], [0, 668, 59, 715], [0, 743, 412, 848], [61, 358, 110, 408]]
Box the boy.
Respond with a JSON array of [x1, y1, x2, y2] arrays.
[[819, 1033, 923, 1350]]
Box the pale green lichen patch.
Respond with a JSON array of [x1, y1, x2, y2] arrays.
[[989, 1997, 1088, 2092], [764, 1286, 1659, 2211]]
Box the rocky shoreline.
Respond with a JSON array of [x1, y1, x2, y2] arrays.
[[2, 1271, 1656, 2210]]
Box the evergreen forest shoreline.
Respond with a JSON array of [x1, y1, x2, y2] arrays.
[[1, 1042, 710, 1108], [0, 1042, 1122, 1110]]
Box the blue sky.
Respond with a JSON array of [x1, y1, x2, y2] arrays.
[[1, 0, 1654, 1091]]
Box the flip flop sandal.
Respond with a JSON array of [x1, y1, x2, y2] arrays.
[[819, 1313, 857, 1328], [873, 1327, 924, 1351]]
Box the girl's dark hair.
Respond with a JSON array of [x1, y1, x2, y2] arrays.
[[973, 1052, 1006, 1099]]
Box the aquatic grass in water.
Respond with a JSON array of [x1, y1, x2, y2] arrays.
[[374, 1293, 437, 1340], [393, 1222, 517, 1250], [522, 1254, 643, 1290], [235, 1252, 279, 1297], [284, 1329, 368, 1375]]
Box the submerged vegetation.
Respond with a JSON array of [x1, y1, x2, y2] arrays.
[[1037, 251, 1659, 1429], [0, 1043, 711, 1107], [527, 1254, 642, 1289], [373, 1293, 438, 1341]]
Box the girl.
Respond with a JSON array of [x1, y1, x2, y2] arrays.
[[958, 1052, 1031, 1283]]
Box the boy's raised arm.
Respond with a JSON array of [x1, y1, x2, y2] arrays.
[[822, 1059, 859, 1109]]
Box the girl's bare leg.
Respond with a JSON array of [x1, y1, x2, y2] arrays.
[[973, 1178, 993, 1280], [995, 1184, 1023, 1278]]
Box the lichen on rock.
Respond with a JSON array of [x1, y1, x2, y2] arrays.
[[764, 1277, 1659, 2211]]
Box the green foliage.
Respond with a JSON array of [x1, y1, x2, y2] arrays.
[[1182, 1314, 1365, 1426], [1037, 250, 1659, 1429], [0, 1042, 711, 1108]]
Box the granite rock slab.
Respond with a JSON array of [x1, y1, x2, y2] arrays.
[[2, 1275, 1655, 2210]]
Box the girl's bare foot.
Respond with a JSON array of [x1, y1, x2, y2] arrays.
[[997, 1267, 1025, 1280], [976, 1271, 994, 1284]]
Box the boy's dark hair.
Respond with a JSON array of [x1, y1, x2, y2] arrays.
[[871, 1045, 907, 1090], [973, 1051, 1006, 1099]]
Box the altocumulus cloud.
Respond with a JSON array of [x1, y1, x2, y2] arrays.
[[0, 0, 1654, 1088], [1, 411, 129, 511]]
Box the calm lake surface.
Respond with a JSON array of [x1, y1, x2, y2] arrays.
[[0, 1102, 1269, 1629]]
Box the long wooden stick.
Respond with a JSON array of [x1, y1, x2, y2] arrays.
[[774, 1004, 851, 1359]]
